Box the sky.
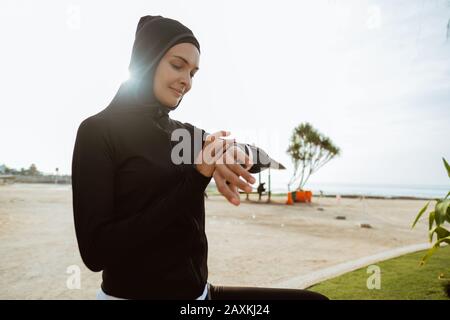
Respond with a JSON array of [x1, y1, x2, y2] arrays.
[[0, 0, 449, 190]]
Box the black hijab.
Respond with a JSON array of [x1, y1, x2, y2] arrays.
[[107, 15, 201, 121]]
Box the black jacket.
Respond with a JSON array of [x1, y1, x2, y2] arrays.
[[72, 102, 211, 299]]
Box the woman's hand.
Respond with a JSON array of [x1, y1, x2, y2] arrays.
[[194, 130, 234, 178], [213, 170, 241, 206], [213, 144, 255, 206], [194, 131, 255, 206]]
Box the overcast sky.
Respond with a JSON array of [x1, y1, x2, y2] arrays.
[[0, 0, 449, 189]]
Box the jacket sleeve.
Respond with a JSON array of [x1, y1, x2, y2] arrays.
[[71, 117, 211, 272], [181, 121, 208, 161]]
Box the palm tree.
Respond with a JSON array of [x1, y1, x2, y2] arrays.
[[286, 122, 340, 191]]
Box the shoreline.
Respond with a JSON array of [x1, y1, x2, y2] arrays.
[[0, 179, 444, 202], [206, 190, 440, 201]]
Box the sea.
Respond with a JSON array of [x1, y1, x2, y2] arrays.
[[268, 182, 449, 199]]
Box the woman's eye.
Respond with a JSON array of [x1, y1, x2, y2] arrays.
[[172, 63, 195, 78]]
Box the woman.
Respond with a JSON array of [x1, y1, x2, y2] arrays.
[[72, 14, 327, 300]]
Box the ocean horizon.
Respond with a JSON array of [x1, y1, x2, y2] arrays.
[[266, 182, 449, 199], [208, 179, 448, 199]]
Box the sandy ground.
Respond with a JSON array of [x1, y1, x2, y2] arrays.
[[0, 183, 430, 299]]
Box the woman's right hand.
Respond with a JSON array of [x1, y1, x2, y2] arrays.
[[194, 130, 233, 178], [194, 131, 255, 194], [213, 141, 256, 205]]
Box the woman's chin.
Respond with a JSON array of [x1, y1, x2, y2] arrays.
[[162, 99, 179, 109], [168, 97, 181, 107]]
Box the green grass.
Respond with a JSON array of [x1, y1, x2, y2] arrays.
[[309, 246, 450, 300]]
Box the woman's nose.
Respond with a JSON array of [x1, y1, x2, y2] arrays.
[[179, 75, 191, 92]]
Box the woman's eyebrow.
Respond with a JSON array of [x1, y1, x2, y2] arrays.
[[172, 55, 199, 70]]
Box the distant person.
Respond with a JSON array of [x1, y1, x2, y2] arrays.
[[72, 14, 328, 300], [257, 182, 266, 200]]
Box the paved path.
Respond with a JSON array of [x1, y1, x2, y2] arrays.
[[272, 243, 430, 289]]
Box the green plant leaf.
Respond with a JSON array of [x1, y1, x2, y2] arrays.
[[443, 158, 450, 178], [429, 226, 450, 242], [436, 226, 450, 240], [412, 201, 430, 229], [420, 245, 438, 265], [429, 211, 435, 230], [429, 226, 436, 242], [421, 236, 450, 265], [435, 236, 450, 247], [417, 158, 449, 266], [435, 199, 450, 226]]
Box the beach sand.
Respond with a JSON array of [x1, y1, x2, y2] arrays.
[[0, 183, 429, 299]]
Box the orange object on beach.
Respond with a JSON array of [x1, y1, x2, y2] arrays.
[[305, 191, 312, 203], [294, 190, 313, 203], [286, 192, 294, 205], [295, 191, 306, 202]]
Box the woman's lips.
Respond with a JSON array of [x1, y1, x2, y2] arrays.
[[170, 87, 182, 97]]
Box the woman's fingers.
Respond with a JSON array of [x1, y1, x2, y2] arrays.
[[204, 130, 230, 147], [232, 143, 254, 171], [202, 135, 255, 201], [213, 171, 240, 206], [212, 143, 256, 206], [202, 137, 235, 164], [229, 183, 240, 204], [216, 163, 253, 193], [195, 131, 233, 177], [226, 162, 255, 185], [220, 146, 255, 185]]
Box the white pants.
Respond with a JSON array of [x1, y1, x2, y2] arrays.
[[96, 283, 209, 300]]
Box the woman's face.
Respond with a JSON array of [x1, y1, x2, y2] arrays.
[[153, 43, 200, 108]]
